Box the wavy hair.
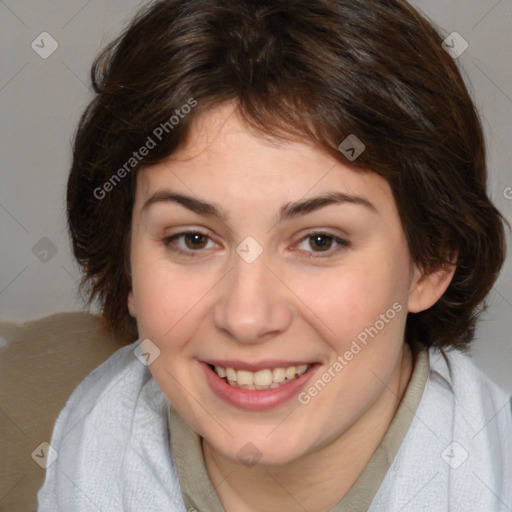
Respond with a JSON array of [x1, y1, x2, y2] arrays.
[[67, 0, 508, 348]]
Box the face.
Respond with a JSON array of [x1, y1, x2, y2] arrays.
[[127, 103, 431, 467]]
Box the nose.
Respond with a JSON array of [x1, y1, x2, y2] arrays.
[[212, 251, 293, 344]]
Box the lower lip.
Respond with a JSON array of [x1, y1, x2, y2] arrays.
[[200, 362, 320, 410]]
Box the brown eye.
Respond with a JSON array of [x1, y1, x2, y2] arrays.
[[309, 234, 334, 252], [294, 231, 349, 258], [163, 231, 215, 257], [183, 232, 208, 249]]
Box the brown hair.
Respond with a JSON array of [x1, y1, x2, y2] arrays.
[[67, 0, 508, 349]]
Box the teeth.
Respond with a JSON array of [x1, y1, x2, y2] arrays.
[[285, 367, 296, 380], [272, 367, 286, 383], [226, 367, 237, 382], [212, 363, 311, 389], [237, 370, 254, 386], [253, 369, 273, 386]]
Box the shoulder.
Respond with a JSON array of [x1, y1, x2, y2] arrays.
[[429, 346, 512, 423], [37, 340, 185, 511], [38, 339, 148, 472], [427, 346, 512, 459], [426, 347, 512, 508], [371, 346, 512, 511], [52, 339, 149, 431]]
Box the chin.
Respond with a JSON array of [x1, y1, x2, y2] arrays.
[[206, 426, 310, 468]]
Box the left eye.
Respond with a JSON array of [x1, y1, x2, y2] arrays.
[[295, 232, 349, 257]]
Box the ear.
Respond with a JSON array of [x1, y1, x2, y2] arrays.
[[407, 259, 457, 313], [127, 290, 137, 317]]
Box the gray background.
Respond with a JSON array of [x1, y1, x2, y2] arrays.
[[1, 0, 511, 392]]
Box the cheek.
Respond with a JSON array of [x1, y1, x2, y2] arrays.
[[289, 261, 410, 430], [130, 247, 198, 343], [130, 255, 233, 378], [296, 265, 405, 338]]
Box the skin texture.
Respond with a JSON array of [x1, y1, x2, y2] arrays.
[[127, 103, 455, 511]]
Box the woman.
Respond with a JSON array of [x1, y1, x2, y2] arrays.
[[38, 0, 512, 510]]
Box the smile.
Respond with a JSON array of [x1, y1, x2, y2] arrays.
[[200, 361, 320, 410], [210, 364, 311, 390]]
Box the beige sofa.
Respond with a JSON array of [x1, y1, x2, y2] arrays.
[[0, 312, 132, 512]]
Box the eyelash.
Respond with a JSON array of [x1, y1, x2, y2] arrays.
[[162, 230, 349, 259]]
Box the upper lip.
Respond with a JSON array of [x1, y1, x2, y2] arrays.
[[203, 360, 316, 372]]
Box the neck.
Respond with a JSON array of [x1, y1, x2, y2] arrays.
[[203, 343, 414, 512]]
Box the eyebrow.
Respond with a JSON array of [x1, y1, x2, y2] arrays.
[[141, 190, 377, 222]]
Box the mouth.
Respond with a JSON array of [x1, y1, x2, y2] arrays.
[[207, 363, 311, 390], [200, 360, 320, 410]]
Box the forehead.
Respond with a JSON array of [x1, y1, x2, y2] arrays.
[[135, 103, 395, 219]]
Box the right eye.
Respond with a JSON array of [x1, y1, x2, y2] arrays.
[[163, 231, 217, 257]]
